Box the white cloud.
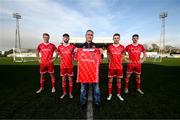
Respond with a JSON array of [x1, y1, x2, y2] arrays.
[[0, 0, 91, 50], [0, 0, 180, 50], [0, 0, 120, 50]]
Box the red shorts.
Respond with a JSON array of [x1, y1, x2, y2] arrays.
[[127, 63, 141, 74], [40, 63, 54, 74], [60, 68, 74, 76], [108, 68, 123, 78]]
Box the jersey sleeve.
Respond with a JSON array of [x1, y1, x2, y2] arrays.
[[96, 48, 102, 61], [37, 44, 41, 51], [125, 45, 129, 52], [54, 45, 57, 52], [122, 46, 126, 55], [98, 49, 102, 62], [57, 46, 61, 54], [74, 48, 79, 61], [141, 45, 146, 53], [106, 46, 110, 60], [72, 45, 76, 51]]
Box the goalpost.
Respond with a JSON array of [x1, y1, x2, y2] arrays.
[[153, 49, 163, 62], [13, 48, 37, 62]]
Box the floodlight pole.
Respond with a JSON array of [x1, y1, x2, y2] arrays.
[[13, 13, 21, 49], [159, 12, 168, 51]]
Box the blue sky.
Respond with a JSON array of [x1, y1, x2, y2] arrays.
[[0, 0, 180, 50]]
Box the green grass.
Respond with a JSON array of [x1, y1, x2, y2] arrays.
[[0, 57, 180, 119], [95, 62, 180, 119]]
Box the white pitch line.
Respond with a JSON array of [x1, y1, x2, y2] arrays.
[[87, 84, 93, 120]]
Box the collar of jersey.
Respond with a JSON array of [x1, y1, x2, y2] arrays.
[[43, 42, 50, 45], [63, 43, 70, 47], [132, 43, 139, 46]]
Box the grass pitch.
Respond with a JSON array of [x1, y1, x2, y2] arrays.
[[0, 57, 180, 119]]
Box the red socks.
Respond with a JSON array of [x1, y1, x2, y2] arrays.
[[117, 80, 121, 95], [108, 80, 122, 95], [136, 77, 141, 90], [40, 74, 55, 89], [125, 77, 129, 90], [69, 80, 73, 94], [40, 77, 45, 88], [108, 81, 112, 95], [51, 75, 55, 88], [62, 77, 74, 94], [62, 80, 66, 94]]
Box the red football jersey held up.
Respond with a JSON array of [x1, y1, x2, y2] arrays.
[[107, 44, 125, 69], [76, 48, 101, 83], [37, 43, 57, 65], [125, 44, 146, 64], [57, 44, 75, 69]]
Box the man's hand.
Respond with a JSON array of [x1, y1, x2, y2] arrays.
[[100, 48, 103, 54], [138, 59, 144, 64], [127, 60, 132, 63], [51, 58, 56, 63], [38, 59, 41, 63], [125, 58, 132, 63], [74, 48, 78, 53]]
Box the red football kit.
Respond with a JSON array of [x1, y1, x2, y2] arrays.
[[107, 44, 125, 95], [37, 43, 57, 74], [125, 43, 146, 90], [107, 44, 125, 78], [57, 44, 75, 76], [125, 44, 146, 74], [36, 42, 57, 89]]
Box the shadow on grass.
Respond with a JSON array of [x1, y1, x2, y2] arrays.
[[0, 64, 180, 119], [95, 63, 180, 119], [0, 65, 85, 119]]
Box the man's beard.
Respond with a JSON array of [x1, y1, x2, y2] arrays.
[[64, 40, 69, 43], [114, 41, 119, 44]]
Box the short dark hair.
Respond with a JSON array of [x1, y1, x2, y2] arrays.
[[86, 30, 94, 34], [113, 33, 120, 37], [63, 33, 69, 37], [43, 33, 50, 37], [132, 34, 139, 38]]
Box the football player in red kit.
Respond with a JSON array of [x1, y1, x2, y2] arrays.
[[107, 33, 125, 101], [36, 33, 58, 94], [125, 34, 146, 94], [58, 34, 75, 99]]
